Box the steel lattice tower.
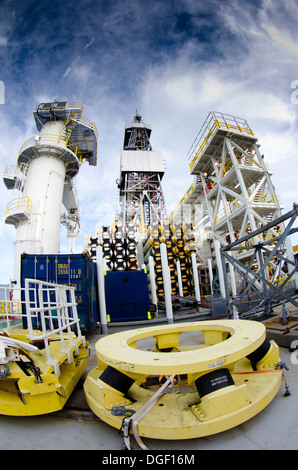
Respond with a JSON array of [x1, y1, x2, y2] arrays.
[[117, 111, 167, 234], [170, 111, 295, 296]]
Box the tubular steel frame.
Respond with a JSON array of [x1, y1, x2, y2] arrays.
[[220, 204, 298, 317]]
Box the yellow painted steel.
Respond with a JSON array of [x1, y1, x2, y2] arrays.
[[187, 112, 255, 172], [4, 196, 32, 220], [0, 329, 88, 416], [94, 320, 266, 377], [84, 320, 283, 440]]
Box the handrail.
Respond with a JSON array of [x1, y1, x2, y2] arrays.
[[68, 114, 98, 140], [168, 182, 195, 221], [66, 102, 83, 113], [0, 280, 85, 377], [0, 286, 23, 329], [4, 196, 32, 219], [3, 163, 28, 177], [214, 191, 277, 227], [188, 111, 255, 172], [18, 134, 82, 162]]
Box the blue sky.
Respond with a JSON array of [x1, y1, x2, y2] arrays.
[[0, 0, 298, 283]]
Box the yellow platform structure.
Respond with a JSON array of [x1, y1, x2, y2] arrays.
[[84, 320, 283, 447], [0, 329, 88, 416], [0, 279, 89, 416]]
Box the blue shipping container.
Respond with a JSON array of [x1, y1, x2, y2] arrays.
[[21, 253, 98, 332], [104, 270, 150, 322]]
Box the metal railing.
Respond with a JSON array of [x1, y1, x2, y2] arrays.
[[4, 196, 32, 221], [18, 133, 81, 161], [3, 163, 28, 178], [213, 191, 277, 227], [3, 163, 29, 192], [67, 114, 98, 140], [188, 111, 255, 172], [168, 182, 195, 221], [0, 286, 23, 329], [0, 279, 85, 376], [65, 102, 84, 114]]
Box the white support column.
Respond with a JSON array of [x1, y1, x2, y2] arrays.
[[208, 258, 213, 294], [191, 252, 201, 302], [148, 256, 158, 314], [160, 243, 173, 323], [96, 245, 108, 335], [176, 259, 183, 297]]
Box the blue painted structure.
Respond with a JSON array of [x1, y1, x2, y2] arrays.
[[104, 270, 150, 322], [21, 253, 98, 332]]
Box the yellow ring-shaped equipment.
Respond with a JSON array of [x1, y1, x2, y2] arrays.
[[94, 320, 266, 375], [84, 320, 282, 441]]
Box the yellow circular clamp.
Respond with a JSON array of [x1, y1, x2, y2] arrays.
[[84, 320, 282, 441]]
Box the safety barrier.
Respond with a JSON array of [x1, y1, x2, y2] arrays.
[[66, 114, 99, 140], [3, 163, 28, 178], [4, 196, 32, 223], [0, 286, 23, 329], [188, 111, 255, 172], [0, 279, 85, 376], [18, 134, 81, 160]]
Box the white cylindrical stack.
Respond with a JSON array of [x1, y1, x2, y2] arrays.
[[15, 121, 67, 255], [13, 120, 78, 288]]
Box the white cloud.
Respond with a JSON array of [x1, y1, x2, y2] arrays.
[[0, 36, 8, 46], [263, 25, 298, 57], [261, 95, 295, 121], [0, 0, 298, 283], [137, 8, 298, 229], [165, 74, 200, 107]]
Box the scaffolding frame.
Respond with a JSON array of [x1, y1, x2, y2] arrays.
[[118, 112, 167, 234], [119, 172, 167, 232], [171, 111, 294, 282], [220, 204, 298, 317]]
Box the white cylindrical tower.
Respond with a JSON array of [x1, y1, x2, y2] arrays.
[[4, 101, 98, 288], [16, 121, 69, 253]]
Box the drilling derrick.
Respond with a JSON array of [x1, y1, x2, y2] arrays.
[[117, 111, 167, 234], [3, 101, 98, 288]]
